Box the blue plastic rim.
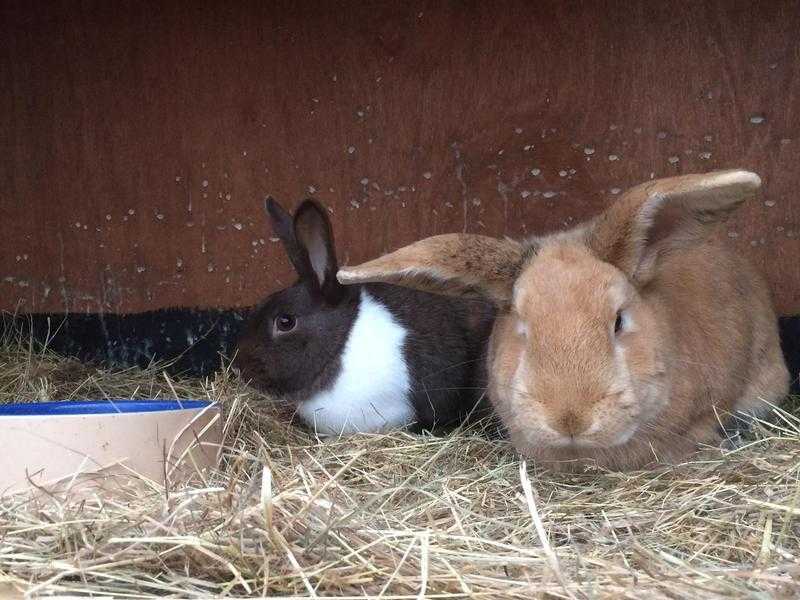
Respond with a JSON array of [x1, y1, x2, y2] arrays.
[[0, 399, 212, 416]]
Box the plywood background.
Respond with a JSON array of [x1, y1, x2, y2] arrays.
[[2, 0, 799, 315]]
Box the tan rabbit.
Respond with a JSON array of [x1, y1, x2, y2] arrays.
[[337, 170, 790, 471]]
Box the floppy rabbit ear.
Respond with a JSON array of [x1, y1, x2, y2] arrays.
[[588, 169, 760, 283], [265, 197, 316, 282], [293, 199, 344, 303], [337, 233, 529, 307]]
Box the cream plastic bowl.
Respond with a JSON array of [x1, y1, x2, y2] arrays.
[[0, 399, 222, 495]]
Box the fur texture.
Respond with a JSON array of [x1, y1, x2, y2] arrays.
[[338, 170, 790, 470], [235, 198, 496, 435], [297, 289, 414, 435]]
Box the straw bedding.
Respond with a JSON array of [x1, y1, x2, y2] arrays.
[[1, 337, 799, 598]]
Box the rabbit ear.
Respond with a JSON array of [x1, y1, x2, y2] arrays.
[[293, 199, 344, 302], [337, 234, 529, 306], [265, 197, 316, 282], [588, 170, 760, 283]]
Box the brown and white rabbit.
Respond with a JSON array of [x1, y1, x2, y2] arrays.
[[235, 198, 495, 436], [337, 170, 790, 470]]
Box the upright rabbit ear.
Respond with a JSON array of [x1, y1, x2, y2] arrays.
[[293, 199, 344, 303], [337, 234, 529, 307], [265, 197, 316, 282], [588, 170, 760, 283]]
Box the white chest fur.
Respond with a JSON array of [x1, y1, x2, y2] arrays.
[[297, 290, 414, 435]]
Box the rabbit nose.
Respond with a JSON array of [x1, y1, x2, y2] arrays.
[[552, 410, 589, 438]]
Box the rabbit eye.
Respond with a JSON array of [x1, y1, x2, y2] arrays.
[[274, 313, 297, 334], [614, 310, 624, 335]]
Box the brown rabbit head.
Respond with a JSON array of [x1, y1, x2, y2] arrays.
[[236, 197, 360, 400], [338, 170, 764, 467], [502, 240, 668, 451]]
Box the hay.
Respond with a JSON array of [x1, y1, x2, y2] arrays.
[[1, 335, 799, 598]]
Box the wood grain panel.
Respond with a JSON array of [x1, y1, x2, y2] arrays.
[[1, 0, 798, 314]]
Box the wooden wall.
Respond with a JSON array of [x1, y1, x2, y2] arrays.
[[2, 0, 799, 315]]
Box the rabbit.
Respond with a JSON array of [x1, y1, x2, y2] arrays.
[[337, 170, 790, 471], [235, 197, 496, 436]]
